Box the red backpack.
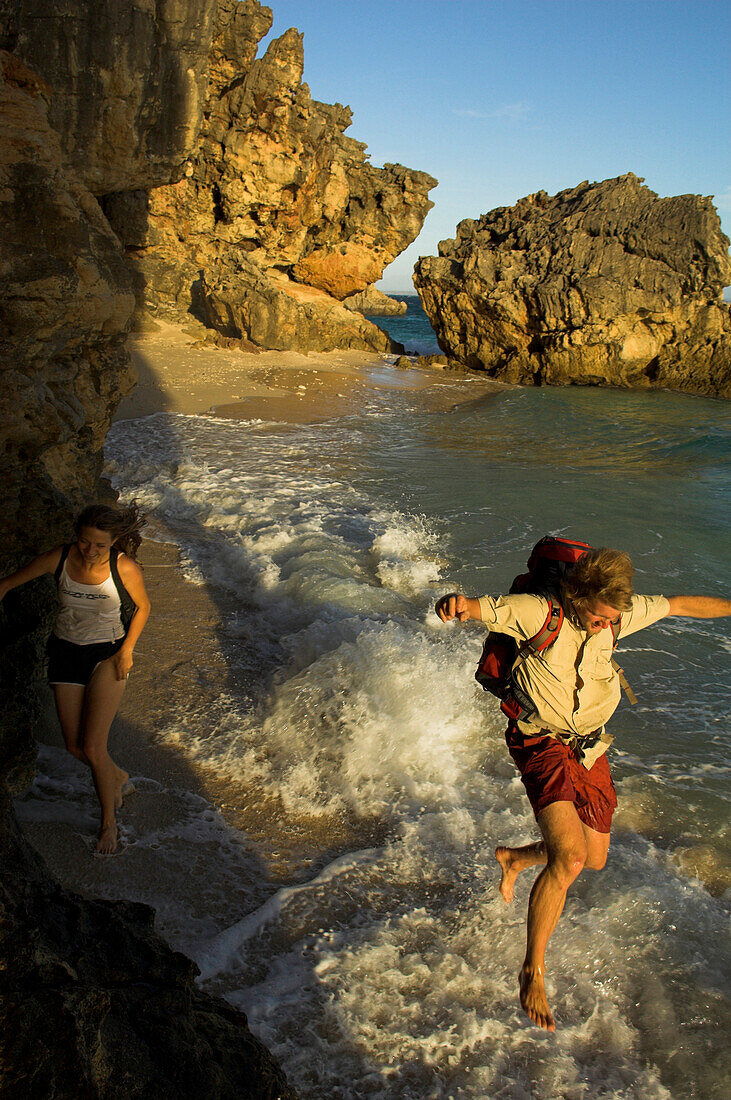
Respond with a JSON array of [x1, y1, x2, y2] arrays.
[[474, 536, 635, 722]]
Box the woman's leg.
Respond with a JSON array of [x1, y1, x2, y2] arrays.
[[52, 683, 90, 765], [54, 681, 128, 795], [81, 658, 127, 854]]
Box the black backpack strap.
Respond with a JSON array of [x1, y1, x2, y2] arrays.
[[109, 547, 136, 633], [54, 543, 72, 585]]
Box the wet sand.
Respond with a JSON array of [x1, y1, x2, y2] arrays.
[[117, 317, 467, 424]]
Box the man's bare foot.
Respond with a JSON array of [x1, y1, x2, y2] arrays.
[[114, 769, 132, 811], [519, 965, 555, 1031], [495, 846, 520, 904], [95, 824, 118, 855]]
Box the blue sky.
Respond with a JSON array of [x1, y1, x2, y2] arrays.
[[260, 0, 731, 292]]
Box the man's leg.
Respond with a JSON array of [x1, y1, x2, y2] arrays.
[[495, 841, 546, 904], [519, 800, 591, 1031]]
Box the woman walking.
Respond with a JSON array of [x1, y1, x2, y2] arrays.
[[0, 503, 151, 853]]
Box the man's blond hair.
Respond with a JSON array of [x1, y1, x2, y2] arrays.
[[562, 548, 634, 613]]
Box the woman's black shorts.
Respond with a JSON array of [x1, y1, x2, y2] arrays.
[[47, 634, 124, 687]]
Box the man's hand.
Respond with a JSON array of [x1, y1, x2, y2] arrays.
[[435, 593, 480, 623]]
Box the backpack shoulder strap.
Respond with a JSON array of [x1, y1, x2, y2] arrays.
[[525, 599, 563, 654], [54, 544, 71, 584], [109, 545, 121, 585], [512, 599, 563, 670], [109, 547, 136, 631]]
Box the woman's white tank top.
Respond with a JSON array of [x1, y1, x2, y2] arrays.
[[54, 558, 125, 644]]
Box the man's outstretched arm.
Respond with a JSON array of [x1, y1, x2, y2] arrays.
[[666, 596, 731, 618]]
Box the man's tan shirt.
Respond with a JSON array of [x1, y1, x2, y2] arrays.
[[476, 593, 669, 765]]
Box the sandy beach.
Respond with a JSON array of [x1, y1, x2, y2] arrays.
[[116, 317, 467, 425]]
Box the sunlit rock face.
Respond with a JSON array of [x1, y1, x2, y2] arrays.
[[98, 4, 436, 351], [7, 0, 435, 352], [414, 174, 731, 397], [0, 30, 297, 1098]]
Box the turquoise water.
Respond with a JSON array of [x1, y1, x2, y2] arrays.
[[85, 371, 731, 1096], [366, 293, 441, 355]]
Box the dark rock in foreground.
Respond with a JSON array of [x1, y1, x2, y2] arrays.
[[414, 174, 731, 397], [0, 785, 297, 1099]]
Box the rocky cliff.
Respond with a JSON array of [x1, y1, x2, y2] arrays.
[[9, 0, 435, 354], [414, 174, 731, 396], [97, 6, 435, 352], [0, 49, 136, 788]]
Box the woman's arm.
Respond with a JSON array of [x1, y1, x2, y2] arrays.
[[113, 557, 151, 680], [666, 596, 731, 618], [0, 547, 63, 600]]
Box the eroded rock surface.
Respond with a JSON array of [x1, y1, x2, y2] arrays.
[[101, 5, 436, 350], [6, 1, 435, 352], [414, 174, 731, 396], [0, 37, 296, 1100], [10, 0, 221, 194]]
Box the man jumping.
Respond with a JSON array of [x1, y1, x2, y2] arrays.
[[435, 547, 731, 1032]]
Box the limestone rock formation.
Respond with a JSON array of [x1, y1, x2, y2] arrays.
[[0, 3, 433, 1086], [414, 174, 731, 397], [9, 0, 221, 195], [343, 287, 407, 316], [0, 785, 296, 1100], [100, 7, 436, 351], [201, 259, 394, 352]]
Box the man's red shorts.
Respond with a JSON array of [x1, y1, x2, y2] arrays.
[[505, 724, 618, 834]]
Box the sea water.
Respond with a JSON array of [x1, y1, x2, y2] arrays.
[[21, 302, 731, 1098]]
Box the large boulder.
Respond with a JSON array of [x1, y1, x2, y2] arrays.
[[201, 259, 395, 352], [414, 174, 731, 396], [343, 286, 407, 316]]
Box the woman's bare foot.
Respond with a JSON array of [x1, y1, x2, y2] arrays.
[[495, 846, 519, 903], [95, 823, 118, 855], [519, 965, 555, 1031]]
